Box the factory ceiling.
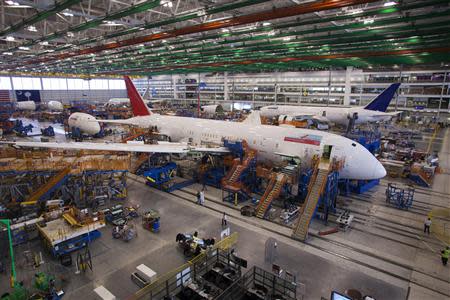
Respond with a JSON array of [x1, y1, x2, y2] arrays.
[[0, 0, 449, 77]]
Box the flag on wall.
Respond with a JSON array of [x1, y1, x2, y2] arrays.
[[15, 90, 41, 102], [0, 90, 10, 102]]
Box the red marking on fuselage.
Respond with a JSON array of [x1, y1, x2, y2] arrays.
[[284, 137, 321, 146]]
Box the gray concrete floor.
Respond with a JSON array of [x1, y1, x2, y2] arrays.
[[1, 127, 448, 300]]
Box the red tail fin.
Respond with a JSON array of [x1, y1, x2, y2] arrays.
[[124, 76, 150, 116]]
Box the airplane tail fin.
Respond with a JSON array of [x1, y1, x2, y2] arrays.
[[364, 83, 400, 112], [243, 111, 262, 125], [124, 76, 151, 116]]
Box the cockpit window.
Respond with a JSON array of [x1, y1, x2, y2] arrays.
[[351, 143, 356, 147]]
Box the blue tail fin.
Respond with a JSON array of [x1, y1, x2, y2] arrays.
[[364, 83, 400, 112]]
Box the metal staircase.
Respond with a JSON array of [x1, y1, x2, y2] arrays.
[[255, 173, 287, 218], [221, 140, 257, 193], [292, 162, 330, 241], [131, 153, 150, 173], [21, 166, 72, 206]]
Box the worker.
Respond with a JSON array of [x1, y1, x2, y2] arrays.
[[196, 191, 201, 205], [199, 190, 205, 206], [424, 218, 432, 235], [222, 212, 228, 227], [441, 246, 450, 266]]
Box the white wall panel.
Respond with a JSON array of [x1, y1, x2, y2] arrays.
[[39, 89, 127, 103]]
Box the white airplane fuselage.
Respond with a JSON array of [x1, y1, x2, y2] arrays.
[[260, 105, 393, 126], [122, 114, 386, 180]]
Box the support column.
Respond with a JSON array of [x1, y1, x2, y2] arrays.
[[172, 74, 177, 100], [9, 76, 15, 102], [343, 66, 353, 106], [437, 72, 447, 118], [224, 72, 229, 102]]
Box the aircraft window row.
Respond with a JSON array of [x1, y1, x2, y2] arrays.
[[202, 133, 221, 139]]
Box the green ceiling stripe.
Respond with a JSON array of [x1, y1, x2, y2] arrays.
[[0, 0, 82, 37]]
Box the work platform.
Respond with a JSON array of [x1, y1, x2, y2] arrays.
[[38, 217, 105, 247], [0, 150, 130, 174]]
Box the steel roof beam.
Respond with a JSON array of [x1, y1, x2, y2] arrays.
[[0, 0, 83, 37], [10, 0, 380, 68], [112, 46, 450, 74], [47, 10, 450, 72], [39, 0, 445, 67]]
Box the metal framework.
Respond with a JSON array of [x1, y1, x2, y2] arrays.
[[0, 0, 449, 76]]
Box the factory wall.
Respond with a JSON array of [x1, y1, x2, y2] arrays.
[[38, 89, 127, 104]]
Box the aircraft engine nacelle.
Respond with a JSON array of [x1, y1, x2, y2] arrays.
[[347, 112, 359, 120], [201, 104, 224, 116], [47, 101, 64, 111], [16, 101, 36, 111], [68, 112, 101, 135]]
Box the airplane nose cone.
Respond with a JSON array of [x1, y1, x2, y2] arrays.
[[373, 160, 387, 179], [93, 122, 101, 134]]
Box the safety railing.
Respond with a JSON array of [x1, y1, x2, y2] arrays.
[[130, 232, 238, 300]]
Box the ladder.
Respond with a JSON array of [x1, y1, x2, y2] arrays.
[[21, 166, 72, 206], [131, 153, 149, 173], [292, 163, 330, 241], [255, 173, 287, 218], [122, 128, 147, 143]]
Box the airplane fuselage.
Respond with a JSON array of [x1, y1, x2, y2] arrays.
[[260, 105, 393, 125], [126, 114, 385, 180]]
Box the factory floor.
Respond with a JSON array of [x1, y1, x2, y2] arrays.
[[1, 126, 448, 300]]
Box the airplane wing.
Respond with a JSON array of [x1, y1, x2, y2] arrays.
[[1, 141, 230, 154]]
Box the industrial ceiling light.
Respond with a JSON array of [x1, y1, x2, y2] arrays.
[[5, 0, 31, 8], [363, 19, 374, 24], [5, 36, 15, 41], [39, 41, 49, 46], [162, 1, 173, 8], [18, 46, 30, 50], [263, 22, 271, 26], [384, 1, 397, 6], [102, 21, 122, 26], [3, 52, 13, 55], [349, 9, 363, 15], [67, 32, 74, 37], [27, 25, 37, 32], [62, 10, 74, 17]]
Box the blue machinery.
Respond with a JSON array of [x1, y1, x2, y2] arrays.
[[41, 126, 55, 137], [13, 120, 34, 136], [386, 183, 414, 209], [339, 129, 382, 195], [49, 230, 101, 257], [346, 129, 381, 154], [143, 162, 195, 192], [339, 179, 380, 196]]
